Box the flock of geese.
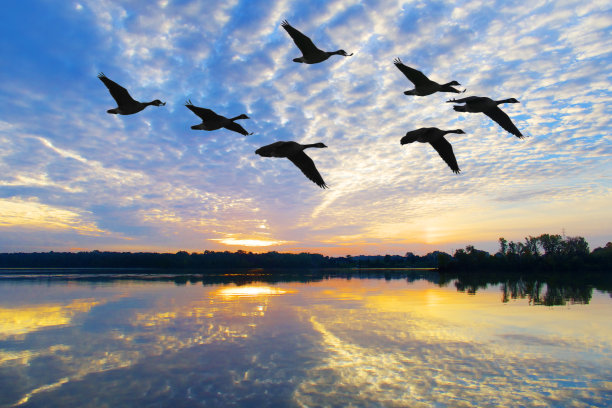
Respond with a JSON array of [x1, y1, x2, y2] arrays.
[[98, 20, 524, 188]]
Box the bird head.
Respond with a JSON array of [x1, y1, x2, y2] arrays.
[[453, 129, 466, 134], [507, 98, 520, 103], [335, 50, 353, 56], [448, 80, 461, 86], [151, 100, 166, 106], [292, 57, 305, 63]]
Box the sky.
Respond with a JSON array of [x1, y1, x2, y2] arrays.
[[0, 0, 611, 256]]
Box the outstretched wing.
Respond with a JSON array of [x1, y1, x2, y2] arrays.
[[98, 73, 137, 105], [430, 137, 460, 173], [484, 107, 523, 138], [185, 102, 220, 121], [282, 20, 322, 55], [288, 151, 328, 188], [393, 59, 431, 85], [224, 122, 252, 136]]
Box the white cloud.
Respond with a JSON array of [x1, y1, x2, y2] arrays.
[[0, 0, 611, 252]]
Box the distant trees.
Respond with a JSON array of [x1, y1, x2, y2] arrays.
[[0, 234, 609, 273], [441, 234, 610, 272]]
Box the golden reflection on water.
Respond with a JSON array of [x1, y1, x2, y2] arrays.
[[0, 278, 610, 407], [214, 285, 294, 298], [0, 298, 102, 339]]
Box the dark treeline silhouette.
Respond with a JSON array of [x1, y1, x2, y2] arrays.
[[0, 250, 438, 270], [0, 234, 609, 273], [439, 234, 612, 272]]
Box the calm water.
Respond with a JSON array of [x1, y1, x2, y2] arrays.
[[0, 271, 611, 407]]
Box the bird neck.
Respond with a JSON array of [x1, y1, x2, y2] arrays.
[[446, 129, 464, 134], [304, 143, 325, 149]]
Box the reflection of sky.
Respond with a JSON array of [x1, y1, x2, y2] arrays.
[[0, 278, 610, 407]]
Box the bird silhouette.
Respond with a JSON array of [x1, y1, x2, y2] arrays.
[[185, 100, 252, 136], [255, 141, 328, 188], [447, 96, 523, 138], [401, 127, 465, 174], [393, 58, 464, 96], [281, 20, 353, 64], [98, 72, 165, 115]]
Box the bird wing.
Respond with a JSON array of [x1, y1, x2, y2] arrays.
[[98, 73, 137, 105], [185, 104, 220, 121], [281, 20, 322, 55], [223, 121, 252, 136], [483, 107, 523, 138], [393, 60, 430, 85], [288, 151, 327, 188], [430, 137, 460, 173], [401, 127, 431, 144]]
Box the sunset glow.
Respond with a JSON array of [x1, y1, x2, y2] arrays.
[[0, 1, 610, 254]]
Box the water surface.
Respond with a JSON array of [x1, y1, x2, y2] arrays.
[[0, 271, 610, 407]]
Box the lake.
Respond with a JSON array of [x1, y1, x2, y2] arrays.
[[0, 270, 611, 407]]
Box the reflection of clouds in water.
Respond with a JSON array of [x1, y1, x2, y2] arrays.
[[293, 306, 611, 407], [1, 280, 611, 407], [1, 284, 295, 406], [0, 298, 103, 340]]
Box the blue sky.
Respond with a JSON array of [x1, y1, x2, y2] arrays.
[[1, 0, 611, 255]]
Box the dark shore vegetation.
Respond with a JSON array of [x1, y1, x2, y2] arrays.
[[0, 234, 610, 273], [0, 234, 610, 306]]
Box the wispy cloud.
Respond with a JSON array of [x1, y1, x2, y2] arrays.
[[0, 0, 610, 253]]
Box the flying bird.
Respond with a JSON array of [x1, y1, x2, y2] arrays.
[[393, 58, 464, 96], [98, 72, 165, 115], [447, 96, 523, 138], [255, 141, 328, 188], [185, 100, 252, 136], [401, 127, 466, 174], [281, 20, 353, 64]]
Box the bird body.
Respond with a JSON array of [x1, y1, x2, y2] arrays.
[[393, 58, 463, 96], [255, 141, 328, 188], [185, 100, 252, 136], [401, 127, 465, 173], [448, 96, 523, 138], [281, 20, 353, 64], [98, 73, 165, 115]]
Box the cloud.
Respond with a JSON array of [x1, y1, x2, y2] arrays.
[[0, 0, 611, 253]]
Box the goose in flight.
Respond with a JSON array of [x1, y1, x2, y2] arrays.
[[281, 20, 353, 64], [401, 127, 465, 174], [255, 141, 328, 188], [185, 100, 252, 136], [447, 96, 523, 138], [393, 58, 464, 96], [98, 72, 165, 115]]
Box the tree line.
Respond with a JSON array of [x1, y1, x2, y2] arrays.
[[440, 234, 612, 272], [0, 234, 610, 272]]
